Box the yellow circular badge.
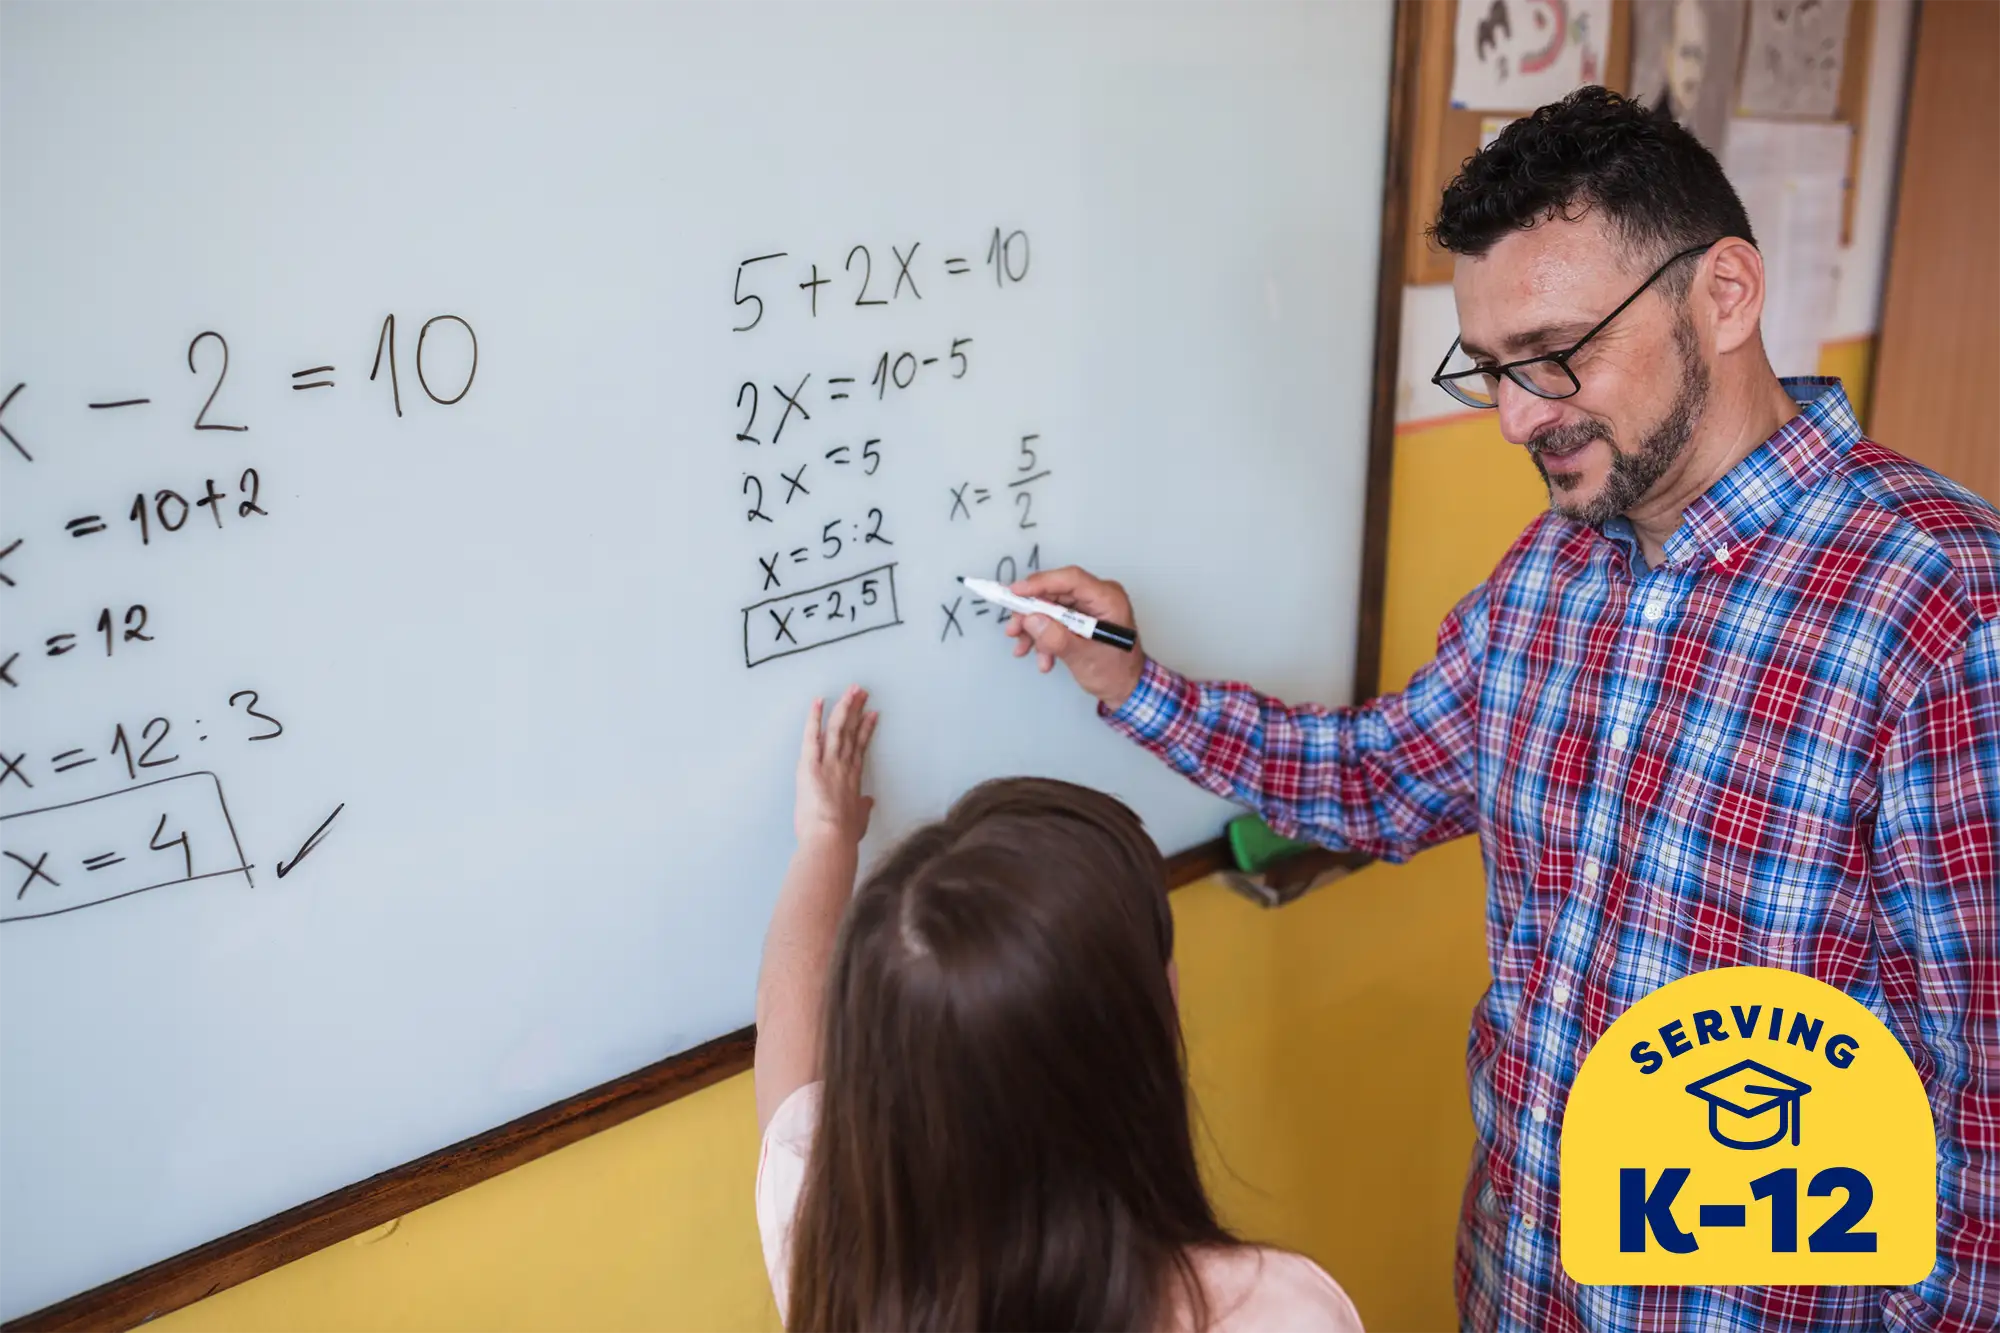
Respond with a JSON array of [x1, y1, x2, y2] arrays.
[[1561, 965, 1936, 1285]]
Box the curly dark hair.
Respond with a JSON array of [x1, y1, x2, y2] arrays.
[[1430, 86, 1754, 298]]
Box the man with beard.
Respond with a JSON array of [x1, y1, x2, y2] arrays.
[[999, 88, 1998, 1330]]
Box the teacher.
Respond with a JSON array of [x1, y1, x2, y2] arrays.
[[1001, 88, 1997, 1332]]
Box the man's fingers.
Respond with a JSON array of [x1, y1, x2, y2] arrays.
[[1015, 566, 1118, 613], [1038, 650, 1055, 673], [1012, 566, 1093, 600], [1022, 613, 1077, 658]]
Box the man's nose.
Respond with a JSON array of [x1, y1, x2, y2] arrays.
[[1495, 376, 1565, 447]]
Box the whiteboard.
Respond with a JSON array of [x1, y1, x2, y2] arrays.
[[0, 0, 1392, 1315]]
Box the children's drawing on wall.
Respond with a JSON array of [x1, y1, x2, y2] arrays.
[[1632, 0, 1748, 152], [1451, 0, 1612, 110], [1737, 0, 1851, 118]]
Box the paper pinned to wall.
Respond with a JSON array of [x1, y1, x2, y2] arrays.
[[1724, 119, 1851, 376], [1479, 116, 1516, 150], [1738, 0, 1851, 117], [1631, 0, 1748, 152], [1451, 0, 1612, 110]]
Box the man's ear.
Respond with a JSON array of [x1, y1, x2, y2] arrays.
[[1700, 237, 1766, 356]]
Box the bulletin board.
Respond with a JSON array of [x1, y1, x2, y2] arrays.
[[1400, 0, 1877, 286]]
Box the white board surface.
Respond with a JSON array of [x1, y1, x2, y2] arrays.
[[0, 0, 1392, 1314]]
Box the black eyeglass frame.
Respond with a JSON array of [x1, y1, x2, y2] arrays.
[[1430, 242, 1719, 409]]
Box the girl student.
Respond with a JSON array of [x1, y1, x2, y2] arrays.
[[752, 685, 1363, 1331]]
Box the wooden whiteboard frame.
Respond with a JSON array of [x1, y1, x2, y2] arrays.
[[4, 6, 1418, 1327]]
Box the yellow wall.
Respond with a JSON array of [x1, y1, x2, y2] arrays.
[[1817, 337, 1875, 423], [158, 347, 1875, 1333]]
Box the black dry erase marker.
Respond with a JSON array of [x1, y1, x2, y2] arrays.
[[957, 576, 1137, 651]]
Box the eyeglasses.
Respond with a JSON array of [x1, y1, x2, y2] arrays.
[[1430, 243, 1717, 410]]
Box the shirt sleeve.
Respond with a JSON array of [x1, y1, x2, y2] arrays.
[[1102, 581, 1490, 864], [754, 1081, 821, 1325], [1872, 617, 2000, 1332]]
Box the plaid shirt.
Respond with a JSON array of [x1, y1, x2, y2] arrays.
[[1107, 381, 1999, 1331]]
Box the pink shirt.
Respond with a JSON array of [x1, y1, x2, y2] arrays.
[[755, 1084, 1365, 1331]]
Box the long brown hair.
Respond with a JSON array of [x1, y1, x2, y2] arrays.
[[785, 778, 1240, 1331]]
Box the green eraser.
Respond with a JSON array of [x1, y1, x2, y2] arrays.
[[1225, 814, 1313, 874]]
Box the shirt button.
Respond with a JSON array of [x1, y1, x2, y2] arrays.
[[1582, 857, 1601, 883], [1643, 597, 1667, 623], [1523, 1213, 1539, 1231], [1610, 726, 1631, 749], [1551, 983, 1572, 1005], [1531, 1105, 1548, 1123]]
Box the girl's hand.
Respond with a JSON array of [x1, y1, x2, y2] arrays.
[[759, 687, 878, 1131], [794, 685, 878, 849]]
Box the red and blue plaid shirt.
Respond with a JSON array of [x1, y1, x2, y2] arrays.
[[1107, 381, 1999, 1331]]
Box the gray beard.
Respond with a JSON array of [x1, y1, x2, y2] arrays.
[[1532, 319, 1710, 528]]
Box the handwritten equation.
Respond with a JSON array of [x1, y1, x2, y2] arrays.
[[0, 690, 283, 794], [0, 314, 472, 592], [0, 315, 475, 463], [727, 230, 1030, 332], [726, 227, 1055, 666], [0, 772, 252, 924], [0, 313, 469, 920], [744, 564, 903, 667]]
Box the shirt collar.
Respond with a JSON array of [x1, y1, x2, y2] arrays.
[[1599, 377, 1859, 573]]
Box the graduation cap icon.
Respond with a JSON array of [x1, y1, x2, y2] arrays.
[[1685, 1059, 1813, 1150]]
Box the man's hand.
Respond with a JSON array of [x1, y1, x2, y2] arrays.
[[1001, 566, 1147, 711]]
